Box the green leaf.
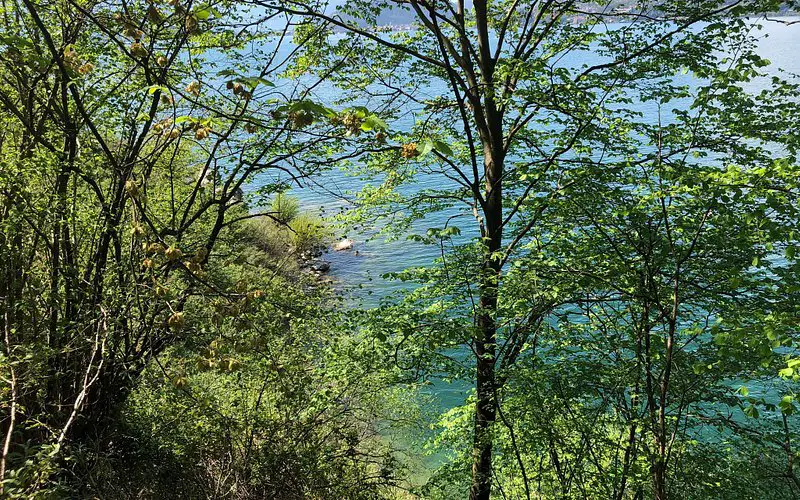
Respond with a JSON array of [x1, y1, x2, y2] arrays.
[[194, 8, 211, 19], [433, 140, 453, 156], [441, 226, 461, 237], [361, 115, 388, 132], [0, 34, 35, 50], [291, 100, 333, 117], [780, 395, 795, 415], [743, 405, 759, 419], [417, 140, 434, 157]]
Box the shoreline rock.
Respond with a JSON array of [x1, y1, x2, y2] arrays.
[[333, 238, 354, 251], [310, 261, 331, 273], [298, 243, 332, 283]]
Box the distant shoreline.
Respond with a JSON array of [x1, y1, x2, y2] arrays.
[[330, 12, 800, 33]]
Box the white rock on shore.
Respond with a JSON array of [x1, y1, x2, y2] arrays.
[[333, 238, 354, 251]]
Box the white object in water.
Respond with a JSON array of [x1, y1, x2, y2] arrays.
[[333, 238, 354, 251]]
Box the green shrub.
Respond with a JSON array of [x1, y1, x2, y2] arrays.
[[271, 193, 300, 224], [289, 213, 331, 252]]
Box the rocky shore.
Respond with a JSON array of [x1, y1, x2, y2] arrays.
[[298, 238, 357, 281]]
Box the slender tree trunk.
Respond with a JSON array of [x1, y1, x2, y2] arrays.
[[472, 303, 497, 500], [469, 2, 503, 492], [47, 74, 74, 417], [471, 145, 503, 500], [653, 273, 679, 500], [652, 461, 667, 500]]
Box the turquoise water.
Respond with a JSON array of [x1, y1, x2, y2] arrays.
[[251, 19, 800, 415], [266, 18, 800, 293]]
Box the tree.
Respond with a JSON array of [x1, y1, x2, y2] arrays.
[[257, 0, 800, 497], [0, 0, 359, 492]]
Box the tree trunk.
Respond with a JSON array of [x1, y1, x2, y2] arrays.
[[470, 145, 503, 500], [471, 311, 497, 500], [652, 460, 667, 500]]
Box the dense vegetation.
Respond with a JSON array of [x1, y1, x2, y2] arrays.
[[1, 0, 799, 498]]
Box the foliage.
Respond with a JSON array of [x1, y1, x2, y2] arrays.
[[269, 0, 800, 498], [0, 0, 396, 495], [272, 192, 302, 224], [2, 0, 800, 498], [63, 226, 400, 498]]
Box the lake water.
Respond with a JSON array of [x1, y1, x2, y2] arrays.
[[269, 17, 799, 294], [251, 17, 800, 422]]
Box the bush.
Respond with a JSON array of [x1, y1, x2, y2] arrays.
[[271, 193, 300, 224], [70, 273, 401, 499], [243, 205, 330, 260], [289, 213, 331, 253]]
